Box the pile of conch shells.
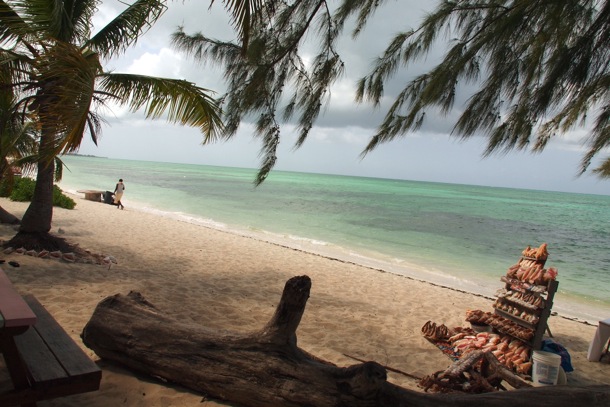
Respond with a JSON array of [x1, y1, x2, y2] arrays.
[[2, 245, 117, 267]]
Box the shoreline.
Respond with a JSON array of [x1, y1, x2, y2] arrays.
[[56, 161, 610, 323], [0, 195, 608, 406], [77, 190, 607, 325]]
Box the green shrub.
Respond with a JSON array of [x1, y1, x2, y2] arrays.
[[9, 177, 36, 201], [53, 185, 76, 209], [9, 177, 76, 209], [0, 177, 15, 197]]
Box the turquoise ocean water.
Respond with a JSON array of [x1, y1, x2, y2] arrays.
[[58, 155, 610, 322]]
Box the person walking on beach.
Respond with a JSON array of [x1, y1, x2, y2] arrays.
[[114, 179, 125, 210]]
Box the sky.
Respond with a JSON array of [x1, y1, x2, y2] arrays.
[[75, 0, 609, 196]]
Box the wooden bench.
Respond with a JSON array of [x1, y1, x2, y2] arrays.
[[0, 269, 101, 406]]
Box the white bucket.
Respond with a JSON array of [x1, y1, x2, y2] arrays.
[[532, 350, 562, 386]]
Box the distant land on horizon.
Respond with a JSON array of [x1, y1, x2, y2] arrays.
[[65, 153, 106, 159], [62, 154, 610, 197]]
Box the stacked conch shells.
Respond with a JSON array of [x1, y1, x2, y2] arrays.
[[497, 290, 545, 309], [521, 243, 549, 260], [465, 310, 534, 341], [421, 321, 451, 341], [506, 259, 557, 286], [2, 246, 117, 266], [420, 321, 533, 375], [447, 331, 532, 375], [492, 299, 540, 324]]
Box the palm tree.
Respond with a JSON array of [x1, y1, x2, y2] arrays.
[[0, 0, 223, 251], [0, 66, 37, 224]]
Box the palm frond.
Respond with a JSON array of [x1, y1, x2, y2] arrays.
[[0, 48, 37, 94], [98, 73, 224, 140], [31, 43, 101, 154], [54, 0, 98, 43], [87, 0, 167, 59], [0, 0, 30, 44], [216, 0, 267, 53], [53, 155, 63, 181], [0, 84, 38, 181]]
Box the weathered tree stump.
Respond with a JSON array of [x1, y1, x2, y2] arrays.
[[82, 275, 610, 407]]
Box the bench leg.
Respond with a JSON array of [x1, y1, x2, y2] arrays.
[[1, 335, 37, 407]]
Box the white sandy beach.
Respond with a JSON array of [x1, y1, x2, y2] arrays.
[[0, 195, 608, 406]]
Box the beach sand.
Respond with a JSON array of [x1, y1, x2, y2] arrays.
[[0, 195, 608, 406]]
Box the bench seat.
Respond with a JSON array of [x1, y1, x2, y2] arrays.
[[0, 271, 36, 329], [76, 190, 104, 202], [0, 295, 101, 406]]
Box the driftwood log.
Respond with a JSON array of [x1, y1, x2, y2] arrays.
[[81, 275, 610, 407]]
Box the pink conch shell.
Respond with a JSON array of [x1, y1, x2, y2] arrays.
[[103, 255, 117, 264], [545, 267, 558, 280], [49, 250, 62, 259]]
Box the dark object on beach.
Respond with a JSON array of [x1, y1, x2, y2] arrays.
[[0, 206, 20, 225], [8, 261, 19, 267], [103, 191, 115, 205], [82, 276, 610, 407]]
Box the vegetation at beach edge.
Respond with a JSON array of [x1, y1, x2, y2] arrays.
[[0, 178, 76, 210]]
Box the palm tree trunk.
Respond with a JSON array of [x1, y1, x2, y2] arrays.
[[19, 133, 54, 233]]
